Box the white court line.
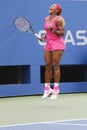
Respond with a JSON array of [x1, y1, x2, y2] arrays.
[[0, 118, 87, 128], [48, 122, 87, 127]]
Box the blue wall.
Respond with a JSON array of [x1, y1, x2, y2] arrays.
[[0, 0, 87, 97]]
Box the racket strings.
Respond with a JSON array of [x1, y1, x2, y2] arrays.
[[14, 17, 31, 32]]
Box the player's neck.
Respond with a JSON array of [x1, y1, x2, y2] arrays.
[[49, 14, 56, 20]]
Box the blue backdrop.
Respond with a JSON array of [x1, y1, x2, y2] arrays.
[[0, 0, 87, 97]]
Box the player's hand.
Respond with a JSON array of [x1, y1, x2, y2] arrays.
[[38, 37, 43, 41], [38, 36, 45, 41], [49, 26, 54, 31]]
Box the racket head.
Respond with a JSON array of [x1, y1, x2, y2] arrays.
[[14, 17, 31, 32]]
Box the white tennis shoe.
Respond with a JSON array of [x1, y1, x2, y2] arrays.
[[42, 88, 53, 99], [50, 89, 60, 100]]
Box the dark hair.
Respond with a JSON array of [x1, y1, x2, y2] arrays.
[[57, 8, 62, 15]]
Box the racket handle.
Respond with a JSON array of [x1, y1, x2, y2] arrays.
[[34, 33, 41, 39]]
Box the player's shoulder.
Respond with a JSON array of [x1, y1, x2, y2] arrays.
[[57, 15, 65, 26], [44, 16, 49, 21], [58, 15, 64, 21]]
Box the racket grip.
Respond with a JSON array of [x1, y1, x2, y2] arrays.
[[34, 33, 41, 39]]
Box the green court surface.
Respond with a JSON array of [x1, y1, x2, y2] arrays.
[[0, 93, 87, 126]]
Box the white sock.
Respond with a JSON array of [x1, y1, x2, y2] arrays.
[[54, 83, 59, 86], [45, 83, 50, 87]]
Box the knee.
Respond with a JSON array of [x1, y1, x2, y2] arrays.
[[53, 63, 60, 71], [45, 64, 52, 72]]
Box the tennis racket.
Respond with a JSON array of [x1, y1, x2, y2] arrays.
[[14, 16, 41, 40]]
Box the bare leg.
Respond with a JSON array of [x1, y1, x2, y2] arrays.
[[52, 50, 63, 83], [44, 50, 52, 85], [50, 50, 64, 100], [42, 50, 53, 99]]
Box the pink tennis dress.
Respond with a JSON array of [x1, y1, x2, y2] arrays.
[[44, 15, 65, 51]]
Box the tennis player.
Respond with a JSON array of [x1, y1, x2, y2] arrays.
[[42, 4, 65, 100]]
